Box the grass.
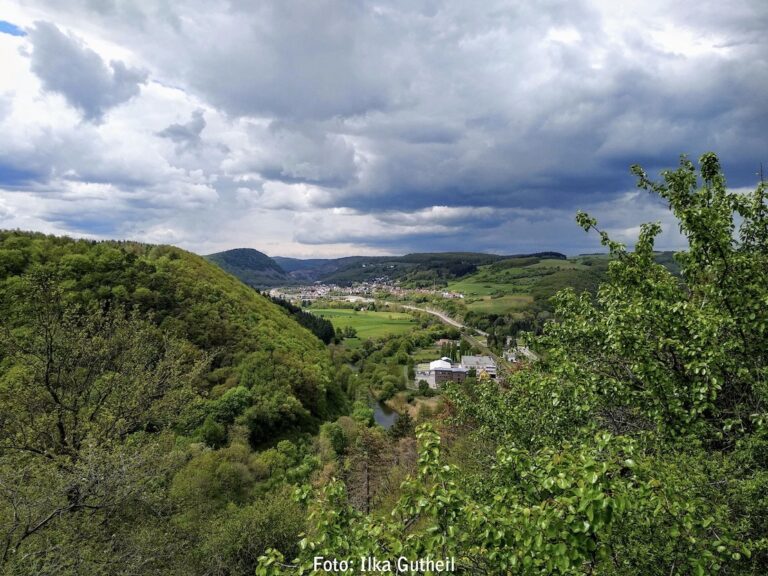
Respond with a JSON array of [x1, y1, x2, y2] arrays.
[[445, 267, 542, 314], [443, 257, 608, 315], [446, 277, 511, 296], [410, 345, 443, 363], [446, 267, 562, 296], [340, 337, 363, 349], [466, 294, 534, 313], [310, 308, 418, 339], [385, 391, 444, 419]]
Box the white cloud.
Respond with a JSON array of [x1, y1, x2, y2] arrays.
[[0, 0, 765, 256]]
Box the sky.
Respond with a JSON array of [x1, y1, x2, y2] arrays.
[[0, 1, 766, 258]]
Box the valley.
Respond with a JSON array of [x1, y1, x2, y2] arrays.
[[1, 0, 762, 572], [2, 161, 766, 575]]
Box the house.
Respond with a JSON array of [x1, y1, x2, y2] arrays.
[[414, 357, 468, 389], [504, 346, 539, 363], [441, 291, 464, 299], [460, 355, 497, 378]]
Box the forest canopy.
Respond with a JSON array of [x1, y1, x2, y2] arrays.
[[0, 233, 347, 573]]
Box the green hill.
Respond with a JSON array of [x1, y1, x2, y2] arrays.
[[448, 251, 679, 315], [217, 251, 568, 286], [0, 231, 345, 437], [0, 230, 352, 573], [272, 251, 566, 285], [446, 255, 608, 315], [436, 252, 679, 340], [206, 247, 290, 287], [273, 255, 372, 282]]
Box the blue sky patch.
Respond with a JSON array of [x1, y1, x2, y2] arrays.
[[0, 20, 26, 37], [0, 164, 39, 187]]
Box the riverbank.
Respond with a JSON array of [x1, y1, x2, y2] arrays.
[[384, 391, 443, 420]]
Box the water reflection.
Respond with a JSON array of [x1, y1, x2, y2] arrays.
[[369, 395, 397, 429]]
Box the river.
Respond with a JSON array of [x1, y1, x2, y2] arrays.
[[369, 395, 398, 429]]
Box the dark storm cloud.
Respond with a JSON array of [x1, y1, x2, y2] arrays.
[[27, 21, 148, 122], [244, 121, 360, 188], [4, 0, 768, 255]]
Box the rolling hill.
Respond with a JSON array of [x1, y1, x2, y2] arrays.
[[205, 247, 290, 287], [434, 251, 680, 329], [0, 230, 349, 573], [0, 232, 344, 429], [272, 255, 372, 282], [447, 254, 611, 316], [272, 251, 567, 285]]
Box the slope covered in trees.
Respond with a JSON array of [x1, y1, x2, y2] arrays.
[[206, 247, 291, 287], [0, 233, 347, 573], [266, 293, 337, 344]]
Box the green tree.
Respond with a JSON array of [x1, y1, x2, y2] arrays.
[[343, 428, 393, 514], [389, 411, 415, 439], [0, 269, 205, 569], [200, 416, 227, 448], [257, 154, 767, 575], [319, 422, 348, 457]]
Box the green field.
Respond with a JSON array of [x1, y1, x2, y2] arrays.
[[410, 344, 443, 363], [310, 308, 418, 339], [465, 294, 534, 313], [444, 258, 597, 314]]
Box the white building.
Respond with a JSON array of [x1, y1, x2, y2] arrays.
[[414, 357, 469, 389]]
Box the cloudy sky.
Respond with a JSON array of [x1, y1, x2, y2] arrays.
[[0, 1, 766, 257]]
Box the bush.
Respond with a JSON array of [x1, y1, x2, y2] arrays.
[[199, 416, 227, 449]]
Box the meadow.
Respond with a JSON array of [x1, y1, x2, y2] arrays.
[[310, 308, 419, 339], [445, 257, 601, 314]]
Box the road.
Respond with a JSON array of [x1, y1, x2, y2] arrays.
[[397, 304, 488, 337], [390, 303, 519, 373]]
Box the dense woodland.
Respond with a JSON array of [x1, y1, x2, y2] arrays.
[[206, 248, 292, 288], [0, 153, 767, 575], [0, 234, 351, 573], [265, 294, 337, 344]]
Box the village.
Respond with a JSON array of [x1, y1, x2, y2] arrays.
[[268, 278, 464, 303], [415, 343, 538, 389], [269, 277, 540, 391]]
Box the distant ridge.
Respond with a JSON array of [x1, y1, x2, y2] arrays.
[[205, 248, 290, 288], [272, 256, 371, 282], [207, 248, 569, 287], [273, 251, 568, 285]]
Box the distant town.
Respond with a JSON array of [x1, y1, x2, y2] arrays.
[[269, 278, 464, 303]]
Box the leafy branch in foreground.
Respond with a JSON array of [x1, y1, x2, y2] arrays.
[[0, 268, 206, 568], [259, 153, 767, 574]]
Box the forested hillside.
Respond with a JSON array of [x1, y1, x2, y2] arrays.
[[206, 247, 291, 287], [271, 252, 566, 285], [0, 233, 347, 573]]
